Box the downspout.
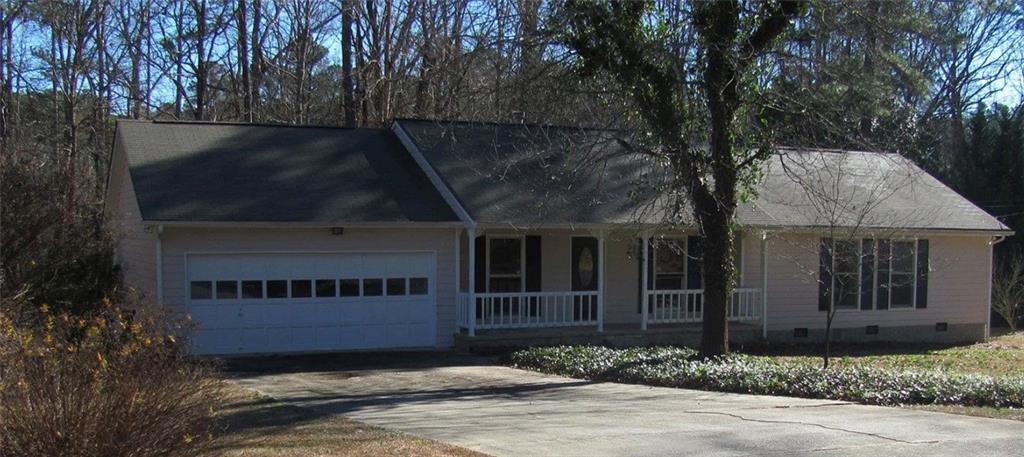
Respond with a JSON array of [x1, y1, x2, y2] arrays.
[[987, 235, 1007, 340], [761, 230, 769, 340], [156, 224, 164, 306]]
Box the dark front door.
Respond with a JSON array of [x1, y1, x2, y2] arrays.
[[571, 237, 599, 321]]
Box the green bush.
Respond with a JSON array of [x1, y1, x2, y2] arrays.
[[511, 346, 1024, 408]]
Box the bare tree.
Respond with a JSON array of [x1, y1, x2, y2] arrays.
[[771, 149, 933, 367]]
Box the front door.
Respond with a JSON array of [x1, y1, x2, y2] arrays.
[[571, 237, 599, 321]]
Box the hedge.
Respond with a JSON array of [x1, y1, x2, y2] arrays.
[[510, 346, 1024, 408]]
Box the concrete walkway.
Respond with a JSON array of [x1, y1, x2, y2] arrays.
[[230, 355, 1024, 456]]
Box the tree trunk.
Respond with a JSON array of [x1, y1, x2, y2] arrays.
[[236, 0, 251, 121], [194, 0, 207, 120], [341, 0, 356, 127], [250, 0, 263, 120]]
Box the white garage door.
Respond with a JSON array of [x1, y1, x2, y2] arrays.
[[187, 252, 437, 355]]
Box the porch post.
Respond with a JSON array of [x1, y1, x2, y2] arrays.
[[641, 235, 649, 331], [467, 227, 477, 337], [597, 231, 606, 333], [761, 230, 768, 339]]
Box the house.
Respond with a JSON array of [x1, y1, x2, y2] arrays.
[[105, 119, 1012, 355]]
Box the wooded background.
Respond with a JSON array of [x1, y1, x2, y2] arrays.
[[2, 0, 1023, 304]]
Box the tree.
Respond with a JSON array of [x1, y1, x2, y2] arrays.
[[993, 249, 1024, 331], [772, 150, 926, 367], [562, 0, 805, 356]]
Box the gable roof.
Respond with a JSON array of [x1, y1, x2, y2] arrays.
[[115, 120, 458, 224], [394, 119, 1010, 233]]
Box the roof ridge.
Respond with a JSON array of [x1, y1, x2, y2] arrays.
[[393, 117, 628, 133], [146, 119, 385, 130]]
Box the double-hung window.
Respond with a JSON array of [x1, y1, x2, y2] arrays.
[[488, 237, 523, 293], [820, 238, 928, 311], [831, 240, 860, 310], [654, 239, 686, 290]]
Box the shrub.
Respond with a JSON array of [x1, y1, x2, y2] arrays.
[[511, 346, 1024, 408], [0, 294, 225, 457]]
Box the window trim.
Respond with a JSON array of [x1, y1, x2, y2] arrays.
[[485, 235, 526, 293]]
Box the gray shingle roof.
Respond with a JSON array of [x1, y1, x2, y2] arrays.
[[395, 119, 674, 226], [117, 120, 458, 223], [396, 119, 1010, 233]]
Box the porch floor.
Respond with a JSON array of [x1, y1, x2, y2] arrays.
[[454, 322, 762, 352]]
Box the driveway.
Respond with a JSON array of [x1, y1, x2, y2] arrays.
[[230, 354, 1024, 456]]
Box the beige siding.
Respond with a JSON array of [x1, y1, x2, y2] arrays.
[[160, 227, 458, 348], [106, 139, 158, 301], [764, 233, 992, 331]]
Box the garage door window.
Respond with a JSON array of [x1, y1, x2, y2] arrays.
[[291, 280, 313, 298], [409, 277, 428, 295], [316, 279, 336, 297], [387, 278, 406, 295], [363, 278, 383, 296], [340, 279, 360, 296], [267, 280, 288, 298], [190, 281, 213, 300], [216, 281, 238, 299], [242, 280, 263, 299]]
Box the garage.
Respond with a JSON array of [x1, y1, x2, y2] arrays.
[[186, 252, 437, 355]]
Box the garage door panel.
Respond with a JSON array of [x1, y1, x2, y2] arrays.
[[188, 252, 437, 355], [194, 329, 240, 354]]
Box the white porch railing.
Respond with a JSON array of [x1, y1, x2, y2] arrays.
[[457, 291, 600, 330], [646, 288, 762, 324]]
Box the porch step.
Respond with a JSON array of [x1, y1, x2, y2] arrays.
[[454, 323, 761, 353]]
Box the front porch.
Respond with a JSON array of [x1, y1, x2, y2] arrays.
[[453, 227, 768, 343]]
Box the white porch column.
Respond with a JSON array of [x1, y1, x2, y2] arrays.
[[761, 230, 769, 339], [467, 227, 477, 337], [597, 231, 606, 333], [641, 236, 649, 331]]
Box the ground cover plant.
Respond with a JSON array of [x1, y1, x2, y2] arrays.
[[510, 338, 1024, 411]]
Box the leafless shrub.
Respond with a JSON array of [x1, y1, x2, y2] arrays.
[[0, 293, 225, 457], [993, 250, 1024, 331]]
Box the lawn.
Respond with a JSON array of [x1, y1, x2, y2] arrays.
[[206, 384, 486, 457], [741, 330, 1024, 377]]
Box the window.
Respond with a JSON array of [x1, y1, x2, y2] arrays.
[[291, 280, 312, 298], [821, 238, 925, 311], [340, 279, 360, 297], [832, 240, 859, 310], [216, 280, 238, 299], [654, 239, 685, 290], [190, 281, 212, 300], [363, 278, 383, 296], [315, 279, 336, 297], [409, 277, 429, 295], [387, 278, 406, 295], [887, 241, 916, 309], [242, 280, 263, 299], [267, 280, 288, 298], [488, 237, 522, 292]]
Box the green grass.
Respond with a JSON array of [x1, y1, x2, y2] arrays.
[[740, 331, 1024, 378]]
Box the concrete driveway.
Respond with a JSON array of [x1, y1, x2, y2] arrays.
[[230, 354, 1024, 456]]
